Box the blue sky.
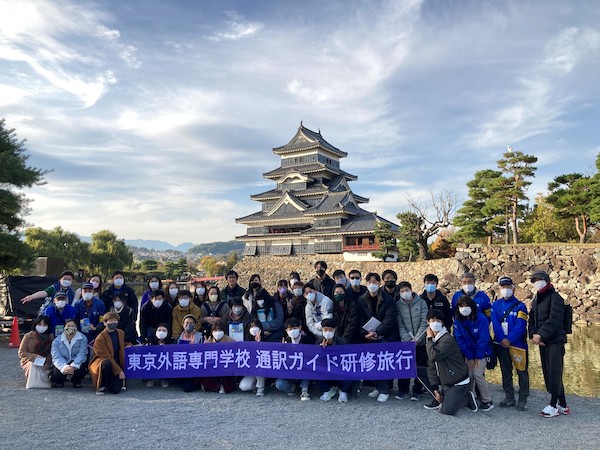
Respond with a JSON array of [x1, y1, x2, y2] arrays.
[[1, 0, 599, 245]]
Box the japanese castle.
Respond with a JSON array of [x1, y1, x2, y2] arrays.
[[236, 123, 398, 261]]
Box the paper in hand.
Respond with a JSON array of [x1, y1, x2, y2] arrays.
[[362, 317, 382, 332]]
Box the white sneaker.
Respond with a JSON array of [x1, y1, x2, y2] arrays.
[[320, 389, 336, 401], [219, 385, 225, 394], [377, 393, 389, 403], [300, 389, 310, 401], [256, 388, 265, 397], [338, 392, 348, 403], [146, 380, 154, 388], [542, 405, 559, 418], [368, 389, 380, 398], [161, 380, 169, 388]]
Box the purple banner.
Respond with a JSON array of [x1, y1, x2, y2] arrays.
[[125, 341, 417, 380]]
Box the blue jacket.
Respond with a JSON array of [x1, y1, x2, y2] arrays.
[[491, 296, 528, 349], [51, 331, 89, 371], [43, 303, 77, 336], [452, 289, 492, 322], [75, 298, 107, 340], [454, 311, 491, 360]]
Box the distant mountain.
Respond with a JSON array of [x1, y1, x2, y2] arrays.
[[125, 239, 189, 251], [78, 236, 237, 253], [188, 240, 244, 255]]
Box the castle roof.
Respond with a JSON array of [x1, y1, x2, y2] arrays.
[[273, 122, 347, 157]]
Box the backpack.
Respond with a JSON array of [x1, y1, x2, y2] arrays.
[[563, 303, 573, 335]]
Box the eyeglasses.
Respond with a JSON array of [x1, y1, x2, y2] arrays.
[[349, 277, 360, 280]]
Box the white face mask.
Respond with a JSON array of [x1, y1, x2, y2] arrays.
[[323, 331, 335, 340], [232, 306, 243, 315], [500, 288, 513, 299], [91, 280, 100, 289], [60, 279, 72, 288], [82, 292, 93, 301], [178, 298, 190, 308], [429, 321, 443, 332], [56, 300, 67, 309], [149, 281, 159, 290], [196, 287, 206, 296], [36, 325, 48, 334], [400, 291, 412, 301], [459, 306, 472, 317], [287, 328, 301, 339], [113, 301, 124, 310], [169, 288, 178, 298], [462, 284, 475, 294], [367, 284, 379, 293], [292, 288, 302, 296], [256, 299, 265, 308], [113, 278, 124, 287], [305, 292, 316, 302], [350, 278, 361, 287], [212, 330, 224, 341], [209, 294, 219, 303], [156, 330, 168, 340], [249, 326, 261, 337], [533, 280, 547, 290], [152, 299, 163, 308]]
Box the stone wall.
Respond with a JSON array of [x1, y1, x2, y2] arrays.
[[229, 243, 600, 325]]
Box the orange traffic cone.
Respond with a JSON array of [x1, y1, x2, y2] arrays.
[[8, 316, 21, 348]]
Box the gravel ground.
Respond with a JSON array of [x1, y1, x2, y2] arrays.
[[0, 345, 598, 450]]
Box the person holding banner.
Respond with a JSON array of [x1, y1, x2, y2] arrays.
[[315, 318, 353, 403], [201, 322, 236, 394], [491, 277, 529, 411], [357, 272, 399, 403], [89, 311, 126, 395], [275, 318, 313, 400], [425, 309, 477, 415], [239, 320, 267, 396], [176, 316, 203, 392]]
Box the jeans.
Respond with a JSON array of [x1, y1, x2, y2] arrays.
[[275, 378, 309, 393]]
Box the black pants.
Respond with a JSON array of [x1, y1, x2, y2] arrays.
[[398, 345, 427, 395], [181, 378, 198, 392], [497, 346, 529, 399], [100, 360, 123, 394], [50, 365, 88, 385], [439, 383, 470, 416], [540, 343, 566, 406]]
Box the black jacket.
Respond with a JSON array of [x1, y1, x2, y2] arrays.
[[422, 289, 453, 329], [529, 285, 567, 344], [426, 330, 469, 387], [357, 290, 399, 342], [345, 285, 367, 304], [95, 304, 138, 345], [332, 298, 360, 344], [314, 335, 347, 346], [308, 274, 336, 300], [139, 301, 173, 340], [101, 284, 139, 319]]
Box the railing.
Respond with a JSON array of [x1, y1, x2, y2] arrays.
[[342, 243, 380, 251], [314, 242, 343, 253]]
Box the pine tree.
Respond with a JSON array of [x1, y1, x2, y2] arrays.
[[371, 221, 397, 262], [547, 174, 594, 243]]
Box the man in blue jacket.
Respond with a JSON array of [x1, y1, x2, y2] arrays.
[[491, 276, 529, 411], [43, 291, 77, 336], [451, 272, 491, 322], [75, 282, 107, 341]]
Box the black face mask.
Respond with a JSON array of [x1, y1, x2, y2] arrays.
[[251, 282, 261, 290], [317, 269, 326, 277], [385, 280, 396, 289]]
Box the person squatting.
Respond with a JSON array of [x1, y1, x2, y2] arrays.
[[19, 264, 571, 418]]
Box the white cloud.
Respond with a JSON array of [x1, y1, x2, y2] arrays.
[[209, 15, 263, 41], [544, 27, 600, 75], [0, 84, 28, 105]]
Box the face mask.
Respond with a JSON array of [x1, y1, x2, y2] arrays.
[[278, 287, 288, 295], [212, 330, 224, 341], [317, 269, 326, 277], [293, 288, 303, 296], [91, 280, 100, 289], [113, 278, 124, 288], [350, 278, 361, 287], [337, 277, 347, 286], [290, 279, 299, 287], [113, 301, 124, 310], [334, 294, 345, 302], [56, 300, 67, 309], [196, 287, 206, 296], [249, 327, 261, 337], [82, 292, 93, 301], [107, 322, 119, 331], [250, 282, 261, 290], [179, 298, 190, 308], [385, 280, 396, 289], [232, 306, 243, 315], [60, 279, 72, 288], [36, 325, 48, 334], [65, 326, 76, 336], [256, 299, 265, 308], [429, 321, 443, 332], [459, 306, 472, 317], [156, 330, 168, 340], [305, 292, 316, 302], [169, 288, 178, 298], [367, 284, 379, 293], [149, 281, 159, 290], [184, 324, 195, 333], [500, 288, 513, 299], [400, 291, 412, 301], [425, 283, 436, 293], [209, 294, 219, 303], [287, 328, 301, 339], [152, 299, 164, 308], [323, 331, 335, 340], [534, 280, 547, 290], [462, 284, 475, 294]]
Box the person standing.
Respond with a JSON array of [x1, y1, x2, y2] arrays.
[[421, 274, 453, 330], [451, 272, 491, 322], [308, 260, 336, 300], [528, 270, 570, 418], [100, 271, 139, 319]]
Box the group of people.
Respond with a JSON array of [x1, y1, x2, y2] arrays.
[[18, 262, 570, 417]]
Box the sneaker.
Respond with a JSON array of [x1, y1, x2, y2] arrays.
[[368, 389, 380, 398], [219, 385, 225, 394], [300, 389, 310, 401], [161, 380, 169, 388], [394, 391, 409, 400], [338, 392, 348, 403], [517, 397, 528, 411], [558, 405, 571, 415], [467, 391, 478, 412], [410, 394, 420, 402], [146, 380, 155, 388], [96, 387, 106, 395], [542, 405, 559, 418], [320, 389, 336, 401], [480, 401, 494, 411], [500, 397, 516, 407], [377, 393, 389, 403], [256, 388, 265, 397], [423, 399, 441, 410]]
